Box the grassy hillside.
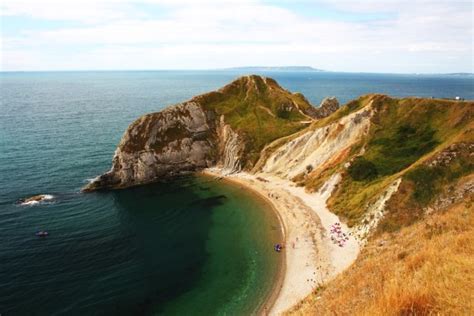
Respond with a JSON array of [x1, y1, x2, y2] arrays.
[[196, 75, 315, 167], [288, 200, 474, 315], [302, 95, 473, 227], [286, 95, 473, 316]]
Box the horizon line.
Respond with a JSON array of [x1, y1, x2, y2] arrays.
[[1, 68, 473, 76]]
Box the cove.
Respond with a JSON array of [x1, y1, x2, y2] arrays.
[[0, 175, 282, 315]]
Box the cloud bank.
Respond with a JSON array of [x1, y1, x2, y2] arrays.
[[1, 0, 472, 72]]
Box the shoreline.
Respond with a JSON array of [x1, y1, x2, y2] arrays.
[[203, 169, 360, 315], [202, 172, 287, 315]]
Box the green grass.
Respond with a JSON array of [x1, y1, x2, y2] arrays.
[[326, 96, 473, 226], [405, 144, 473, 206], [406, 166, 444, 205], [366, 123, 438, 176], [201, 75, 312, 168], [348, 157, 378, 181]]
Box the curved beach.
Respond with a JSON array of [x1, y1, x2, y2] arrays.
[[207, 174, 287, 315], [204, 169, 360, 315]]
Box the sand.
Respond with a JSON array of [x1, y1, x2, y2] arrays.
[[203, 168, 360, 315]]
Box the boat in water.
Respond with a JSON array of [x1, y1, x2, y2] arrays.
[[35, 231, 49, 237]]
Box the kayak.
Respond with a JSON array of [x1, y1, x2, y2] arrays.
[[35, 231, 49, 237]]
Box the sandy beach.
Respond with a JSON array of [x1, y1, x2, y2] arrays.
[[203, 169, 360, 315]]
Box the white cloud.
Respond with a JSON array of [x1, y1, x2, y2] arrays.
[[1, 0, 472, 72]]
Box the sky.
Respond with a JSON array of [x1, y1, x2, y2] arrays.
[[1, 0, 473, 73]]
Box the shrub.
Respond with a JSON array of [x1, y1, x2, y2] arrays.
[[276, 107, 291, 119], [369, 124, 438, 175], [405, 165, 443, 205], [348, 157, 378, 181]]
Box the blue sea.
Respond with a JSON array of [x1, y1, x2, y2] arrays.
[[0, 70, 473, 315]]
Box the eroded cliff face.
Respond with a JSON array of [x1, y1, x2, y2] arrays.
[[260, 105, 372, 179], [255, 94, 473, 247], [83, 102, 217, 191], [216, 115, 245, 174], [83, 75, 337, 191]]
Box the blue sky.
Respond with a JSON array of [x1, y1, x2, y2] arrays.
[[1, 0, 472, 73]]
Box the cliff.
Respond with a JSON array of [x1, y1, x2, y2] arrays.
[[84, 77, 473, 237], [249, 93, 472, 315], [83, 75, 330, 191], [264, 95, 472, 315], [256, 93, 473, 229], [83, 75, 474, 314]]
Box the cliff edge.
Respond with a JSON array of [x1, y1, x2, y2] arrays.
[[83, 75, 334, 191]]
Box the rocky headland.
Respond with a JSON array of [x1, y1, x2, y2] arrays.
[[83, 75, 338, 191], [83, 75, 474, 315]]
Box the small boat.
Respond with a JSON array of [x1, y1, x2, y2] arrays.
[[274, 243, 283, 252], [35, 231, 49, 237]]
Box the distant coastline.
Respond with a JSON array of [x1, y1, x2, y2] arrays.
[[223, 66, 325, 72], [2, 68, 473, 76]]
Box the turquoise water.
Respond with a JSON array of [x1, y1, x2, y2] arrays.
[[0, 71, 472, 315]]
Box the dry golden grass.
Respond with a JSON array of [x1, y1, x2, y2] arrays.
[[287, 200, 474, 316]]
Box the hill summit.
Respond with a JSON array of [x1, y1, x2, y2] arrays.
[[83, 75, 334, 191]]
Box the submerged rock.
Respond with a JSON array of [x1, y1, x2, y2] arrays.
[[18, 194, 54, 206]]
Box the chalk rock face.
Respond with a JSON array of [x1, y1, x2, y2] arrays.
[[261, 105, 372, 179], [83, 102, 217, 191], [217, 115, 245, 174]]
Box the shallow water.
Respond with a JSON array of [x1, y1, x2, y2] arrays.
[[0, 70, 472, 315]]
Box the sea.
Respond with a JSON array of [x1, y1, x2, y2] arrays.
[[0, 70, 473, 315]]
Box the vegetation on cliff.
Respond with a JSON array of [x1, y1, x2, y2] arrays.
[[278, 95, 473, 316], [195, 75, 315, 167], [84, 75, 335, 191], [296, 95, 473, 227], [84, 75, 473, 314]]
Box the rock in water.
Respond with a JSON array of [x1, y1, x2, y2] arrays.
[[18, 194, 54, 206]]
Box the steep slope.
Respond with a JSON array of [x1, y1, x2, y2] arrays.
[[251, 95, 473, 315], [287, 200, 474, 316], [257, 94, 473, 232], [83, 75, 333, 191], [82, 75, 474, 313]]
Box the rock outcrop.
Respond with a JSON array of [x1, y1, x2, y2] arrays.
[[305, 96, 340, 119], [83, 75, 337, 191], [18, 194, 54, 206], [84, 102, 217, 190]]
